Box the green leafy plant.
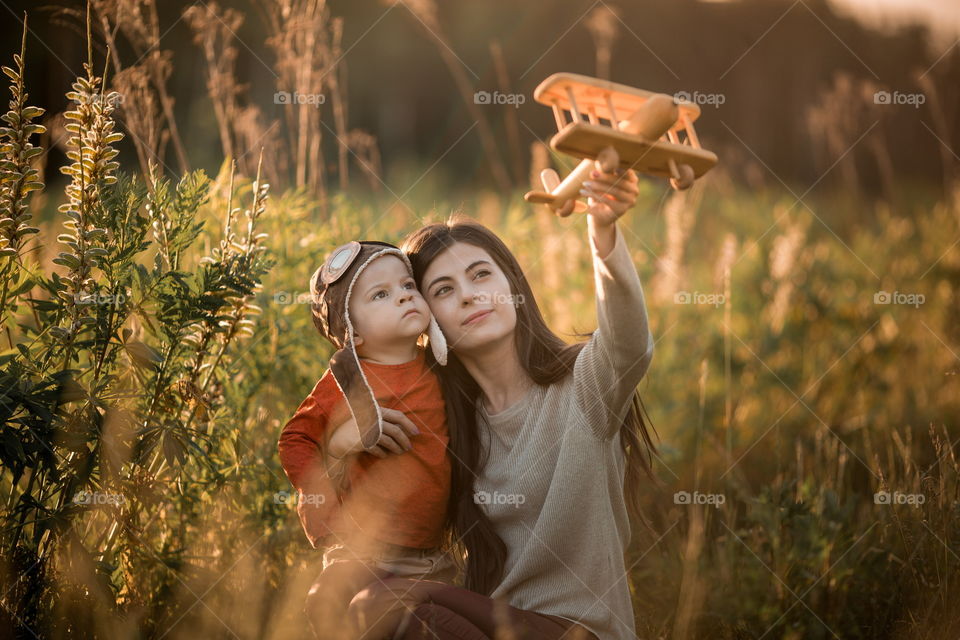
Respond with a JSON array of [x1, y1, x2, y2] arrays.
[[0, 18, 273, 636]]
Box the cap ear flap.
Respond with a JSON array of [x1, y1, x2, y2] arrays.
[[323, 245, 398, 450], [427, 314, 449, 366], [329, 344, 383, 450]]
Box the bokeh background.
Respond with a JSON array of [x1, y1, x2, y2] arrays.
[[0, 0, 958, 638]]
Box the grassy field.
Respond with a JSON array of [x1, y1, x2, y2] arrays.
[[5, 153, 958, 637]]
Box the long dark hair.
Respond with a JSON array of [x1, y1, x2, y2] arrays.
[[404, 215, 660, 596]]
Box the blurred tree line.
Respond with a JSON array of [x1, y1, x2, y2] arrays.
[[1, 0, 957, 203]]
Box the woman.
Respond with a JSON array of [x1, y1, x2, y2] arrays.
[[329, 164, 658, 640]]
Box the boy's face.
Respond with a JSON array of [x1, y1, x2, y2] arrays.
[[348, 254, 430, 352]]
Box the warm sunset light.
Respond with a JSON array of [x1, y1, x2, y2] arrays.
[[1, 1, 957, 638]]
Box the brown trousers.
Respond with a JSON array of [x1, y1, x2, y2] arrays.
[[348, 577, 600, 640], [304, 543, 457, 640], [305, 544, 599, 640]]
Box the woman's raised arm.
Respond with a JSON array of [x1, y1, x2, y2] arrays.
[[570, 167, 655, 440]]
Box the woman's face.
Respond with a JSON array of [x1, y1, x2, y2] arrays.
[[420, 241, 518, 353]]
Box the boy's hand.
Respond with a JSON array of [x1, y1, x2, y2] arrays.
[[327, 407, 421, 460]]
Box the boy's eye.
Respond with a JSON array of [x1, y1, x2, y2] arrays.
[[373, 290, 387, 300], [403, 281, 416, 290]]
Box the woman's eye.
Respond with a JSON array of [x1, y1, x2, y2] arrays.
[[474, 269, 490, 279], [434, 285, 452, 296]]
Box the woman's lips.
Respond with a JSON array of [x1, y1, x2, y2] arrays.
[[462, 309, 493, 325]]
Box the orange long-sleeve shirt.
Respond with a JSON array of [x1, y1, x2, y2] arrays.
[[278, 347, 451, 549]]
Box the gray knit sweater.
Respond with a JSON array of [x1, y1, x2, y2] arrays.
[[474, 224, 654, 640]]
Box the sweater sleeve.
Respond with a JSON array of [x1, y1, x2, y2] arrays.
[[573, 224, 655, 440], [277, 376, 346, 548]]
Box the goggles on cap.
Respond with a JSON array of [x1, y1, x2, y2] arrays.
[[319, 240, 399, 286]]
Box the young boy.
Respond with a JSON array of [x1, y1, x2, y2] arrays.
[[278, 240, 456, 640]]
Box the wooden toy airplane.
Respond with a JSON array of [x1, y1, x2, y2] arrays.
[[524, 73, 718, 213]]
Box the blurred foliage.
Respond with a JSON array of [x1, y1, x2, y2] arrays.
[[3, 0, 958, 198]]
